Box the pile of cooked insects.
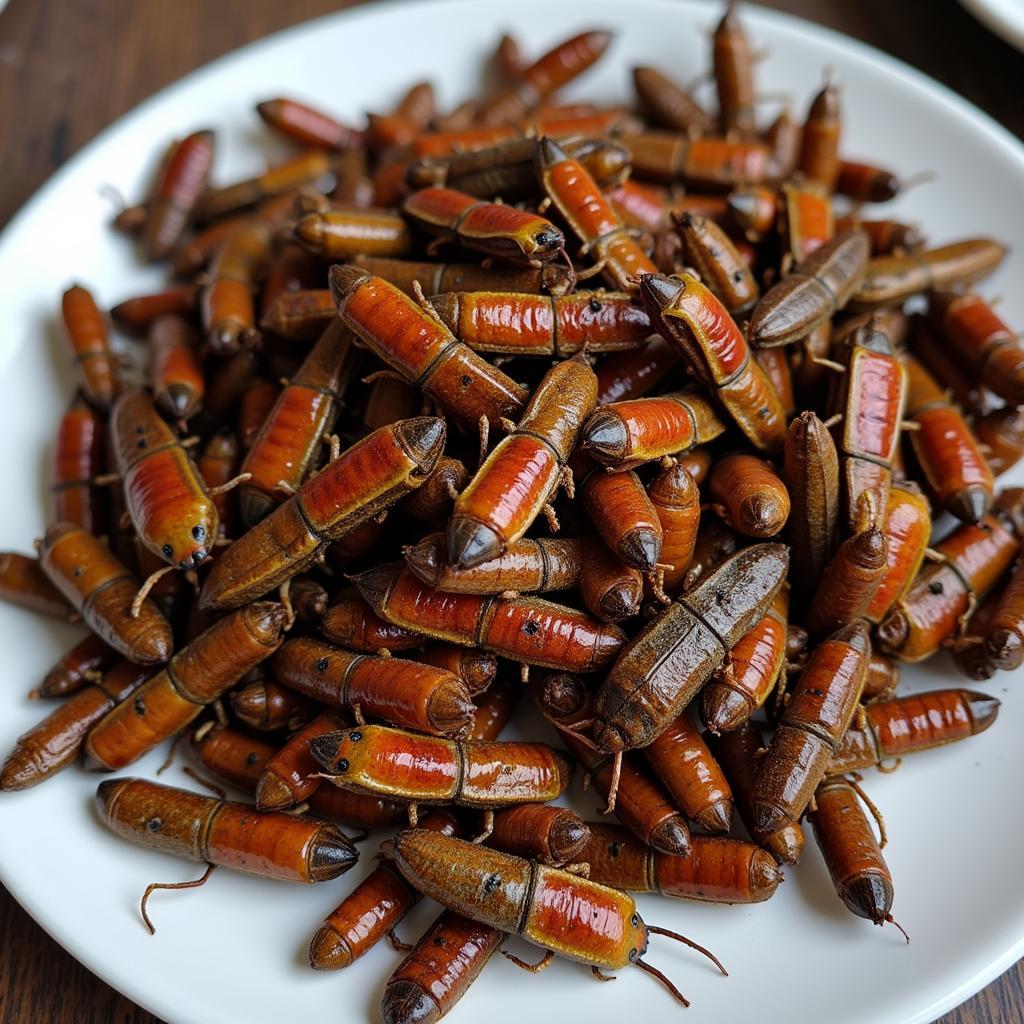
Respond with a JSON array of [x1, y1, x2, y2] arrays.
[[1, 4, 1020, 1018]]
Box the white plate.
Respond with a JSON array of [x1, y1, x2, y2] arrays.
[[960, 0, 1024, 52], [1, 2, 1023, 1023]]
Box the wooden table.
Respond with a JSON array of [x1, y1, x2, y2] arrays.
[[0, 0, 1022, 1021]]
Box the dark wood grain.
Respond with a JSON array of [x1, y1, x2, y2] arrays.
[[0, 1, 1022, 1022]]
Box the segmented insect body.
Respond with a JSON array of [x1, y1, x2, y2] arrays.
[[61, 285, 120, 411], [53, 398, 104, 533], [144, 129, 215, 260]]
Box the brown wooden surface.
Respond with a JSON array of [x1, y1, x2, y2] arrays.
[[0, 0, 1022, 1021]]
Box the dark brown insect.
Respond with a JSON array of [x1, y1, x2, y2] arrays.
[[143, 130, 215, 261], [633, 66, 712, 136], [38, 634, 119, 699], [256, 98, 364, 150], [797, 82, 841, 191], [713, 3, 756, 136], [229, 678, 318, 732]]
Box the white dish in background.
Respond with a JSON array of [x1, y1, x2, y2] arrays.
[[960, 0, 1024, 52], [0, 2, 1022, 1023]]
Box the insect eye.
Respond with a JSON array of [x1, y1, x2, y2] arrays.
[[349, 731, 362, 742], [631, 914, 639, 927], [316, 657, 329, 672], [161, 544, 174, 559], [336, 758, 349, 772], [629, 948, 638, 962], [192, 525, 205, 541]]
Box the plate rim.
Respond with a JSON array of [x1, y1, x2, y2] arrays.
[[1, 2, 1023, 1023], [959, 0, 1024, 53]]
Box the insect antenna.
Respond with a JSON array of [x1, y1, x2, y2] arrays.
[[647, 925, 729, 976], [884, 914, 911, 944], [140, 863, 216, 935], [131, 564, 177, 618], [634, 958, 689, 1006]]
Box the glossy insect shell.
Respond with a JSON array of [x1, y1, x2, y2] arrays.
[[110, 389, 218, 569], [392, 831, 648, 970]]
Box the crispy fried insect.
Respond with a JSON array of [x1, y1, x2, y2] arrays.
[[830, 314, 908, 533], [310, 725, 571, 819], [405, 534, 582, 595], [834, 215, 923, 256], [429, 290, 650, 357], [0, 660, 151, 790], [110, 388, 220, 570], [673, 212, 759, 315], [903, 354, 993, 522], [380, 910, 503, 1024], [852, 240, 1006, 309], [320, 591, 426, 653], [38, 523, 172, 664], [645, 461, 701, 598], [779, 180, 833, 263], [708, 721, 805, 865], [0, 552, 73, 619], [702, 589, 788, 733], [594, 544, 788, 752], [876, 491, 1022, 661], [928, 291, 1024, 406], [633, 66, 712, 136], [259, 289, 335, 342], [351, 255, 575, 298], [803, 524, 887, 640], [752, 622, 870, 832], [331, 265, 528, 432], [640, 273, 785, 452], [309, 809, 460, 971], [447, 357, 597, 568], [582, 389, 725, 472], [642, 713, 732, 832], [39, 634, 119, 699], [595, 337, 679, 405], [354, 564, 624, 673], [239, 321, 355, 525], [709, 454, 790, 538], [403, 187, 565, 266], [229, 678, 318, 732], [53, 398, 104, 533], [256, 98, 364, 150], [810, 777, 903, 932], [293, 206, 412, 259], [536, 138, 657, 293], [835, 160, 901, 203], [748, 231, 869, 348], [798, 82, 841, 191], [828, 689, 999, 774], [366, 81, 435, 149], [581, 822, 780, 903], [578, 531, 644, 624], [61, 285, 120, 411], [256, 710, 347, 811], [974, 407, 1024, 477], [477, 29, 613, 125], [713, 3, 756, 136], [110, 285, 199, 335], [391, 829, 724, 1005], [864, 480, 931, 625], [579, 462, 663, 571], [487, 805, 590, 866], [201, 418, 445, 610], [84, 602, 286, 771], [201, 218, 272, 353], [143, 130, 215, 261], [148, 315, 204, 422], [783, 411, 840, 599], [983, 549, 1024, 670], [626, 130, 773, 190], [96, 777, 357, 886], [271, 637, 474, 737]]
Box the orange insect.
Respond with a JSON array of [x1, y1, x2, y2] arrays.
[[148, 315, 204, 422], [52, 397, 104, 534], [143, 129, 215, 261], [256, 97, 364, 150], [61, 285, 121, 411]]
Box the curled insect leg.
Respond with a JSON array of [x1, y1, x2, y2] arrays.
[[206, 473, 252, 498], [406, 802, 419, 827], [562, 862, 591, 878], [387, 928, 414, 952], [591, 966, 616, 983], [478, 415, 490, 467], [502, 948, 555, 973], [140, 863, 216, 935], [542, 503, 560, 532], [884, 915, 911, 943], [279, 579, 296, 631], [648, 564, 673, 605], [156, 731, 188, 777], [520, 662, 530, 685], [131, 565, 177, 618], [601, 751, 622, 815], [471, 808, 495, 844], [846, 773, 888, 848]]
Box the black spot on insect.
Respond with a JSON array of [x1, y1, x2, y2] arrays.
[[631, 913, 640, 927], [192, 525, 206, 541], [246, 753, 258, 766], [349, 731, 362, 742], [733, 270, 745, 282], [522, 620, 540, 636], [928, 581, 943, 595], [316, 657, 329, 671], [502, 764, 513, 774], [484, 874, 501, 894], [162, 544, 174, 559], [336, 758, 350, 772], [808, 688, 824, 698], [72, 565, 84, 577], [589, 298, 602, 313], [146, 818, 163, 832], [433, 936, 447, 947], [133, 695, 146, 717], [715, 591, 726, 606], [609, 842, 623, 858], [137, 438, 147, 449], [460, 374, 471, 387]]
